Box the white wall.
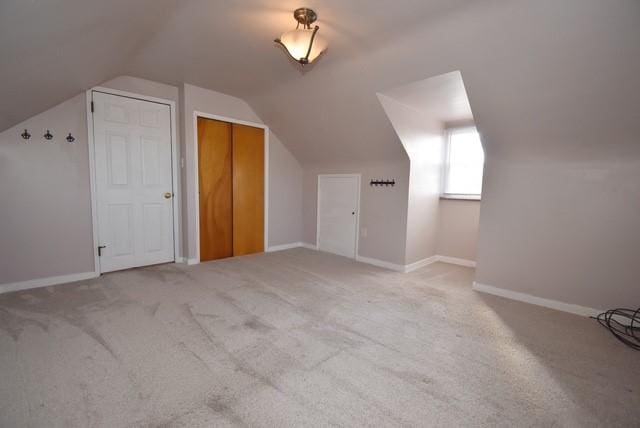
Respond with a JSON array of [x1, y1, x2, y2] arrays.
[[301, 156, 484, 268], [102, 76, 180, 103], [377, 94, 444, 265], [181, 83, 303, 260], [268, 140, 303, 246], [476, 157, 640, 310], [0, 77, 304, 286], [405, 156, 442, 264], [300, 87, 478, 268], [0, 76, 182, 285], [302, 160, 410, 266], [0, 94, 94, 283], [437, 199, 480, 261], [249, 0, 640, 310]]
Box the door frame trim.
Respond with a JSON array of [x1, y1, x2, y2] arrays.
[[193, 111, 269, 264], [86, 86, 182, 275], [316, 174, 361, 259]]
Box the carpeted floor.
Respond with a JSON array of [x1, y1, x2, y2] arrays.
[[0, 248, 638, 427]]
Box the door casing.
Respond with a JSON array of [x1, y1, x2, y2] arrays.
[[87, 87, 181, 275], [193, 111, 269, 264], [316, 174, 361, 259]]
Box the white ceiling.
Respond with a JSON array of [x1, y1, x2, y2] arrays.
[[1, 0, 639, 163], [379, 70, 473, 126], [0, 0, 466, 129]]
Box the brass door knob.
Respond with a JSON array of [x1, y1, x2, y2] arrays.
[[164, 192, 173, 199]]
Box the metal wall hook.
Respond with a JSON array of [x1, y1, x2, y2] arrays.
[[66, 133, 75, 143], [370, 179, 395, 187], [44, 130, 53, 140], [21, 129, 31, 140]]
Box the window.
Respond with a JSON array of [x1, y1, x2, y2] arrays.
[[442, 127, 484, 198]]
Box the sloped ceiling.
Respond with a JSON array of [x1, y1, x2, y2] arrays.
[[379, 71, 473, 127], [2, 0, 639, 163], [0, 0, 180, 130]]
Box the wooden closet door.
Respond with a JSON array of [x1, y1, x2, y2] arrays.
[[232, 124, 265, 256], [198, 117, 233, 261]]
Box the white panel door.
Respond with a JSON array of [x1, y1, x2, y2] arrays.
[[93, 92, 174, 273], [317, 175, 360, 258]]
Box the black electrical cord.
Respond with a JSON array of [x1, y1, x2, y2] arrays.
[[592, 308, 640, 351]]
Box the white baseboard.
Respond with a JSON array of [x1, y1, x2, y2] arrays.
[[403, 255, 476, 272], [0, 271, 99, 295], [266, 242, 305, 252], [188, 242, 312, 264], [355, 255, 407, 272], [404, 256, 439, 272], [300, 242, 319, 250], [185, 242, 473, 274], [472, 282, 601, 317], [435, 255, 476, 267], [356, 254, 475, 273], [175, 256, 186, 263]]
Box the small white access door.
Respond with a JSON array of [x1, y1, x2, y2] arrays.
[[92, 91, 175, 273], [317, 174, 360, 258]]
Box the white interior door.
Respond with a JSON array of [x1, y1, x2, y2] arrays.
[[93, 91, 175, 273], [317, 175, 360, 258]]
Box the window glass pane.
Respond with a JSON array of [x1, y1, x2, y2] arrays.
[[444, 128, 484, 195]]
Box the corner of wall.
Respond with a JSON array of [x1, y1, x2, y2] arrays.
[[181, 83, 305, 253]]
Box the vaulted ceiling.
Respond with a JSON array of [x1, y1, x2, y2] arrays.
[[379, 71, 473, 127], [2, 0, 639, 163]]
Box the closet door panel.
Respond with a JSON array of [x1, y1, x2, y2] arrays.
[[198, 117, 233, 261], [232, 124, 265, 256]]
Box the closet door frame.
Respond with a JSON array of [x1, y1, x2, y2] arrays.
[[86, 86, 182, 274], [193, 111, 269, 264]]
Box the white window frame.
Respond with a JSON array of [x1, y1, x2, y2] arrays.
[[441, 126, 483, 201]]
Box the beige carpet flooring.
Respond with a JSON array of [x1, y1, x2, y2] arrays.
[[0, 248, 638, 427]]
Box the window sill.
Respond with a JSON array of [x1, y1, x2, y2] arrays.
[[440, 194, 481, 201]]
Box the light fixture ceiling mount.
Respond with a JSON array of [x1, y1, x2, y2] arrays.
[[274, 7, 327, 66], [292, 7, 317, 27]]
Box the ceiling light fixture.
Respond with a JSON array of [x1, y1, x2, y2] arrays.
[[274, 8, 327, 66]]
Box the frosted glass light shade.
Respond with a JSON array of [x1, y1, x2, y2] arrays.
[[276, 27, 327, 65]]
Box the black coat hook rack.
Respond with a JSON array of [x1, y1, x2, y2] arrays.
[[370, 179, 395, 187], [19, 129, 76, 143]]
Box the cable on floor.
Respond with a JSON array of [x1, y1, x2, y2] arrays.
[[592, 308, 640, 351]]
